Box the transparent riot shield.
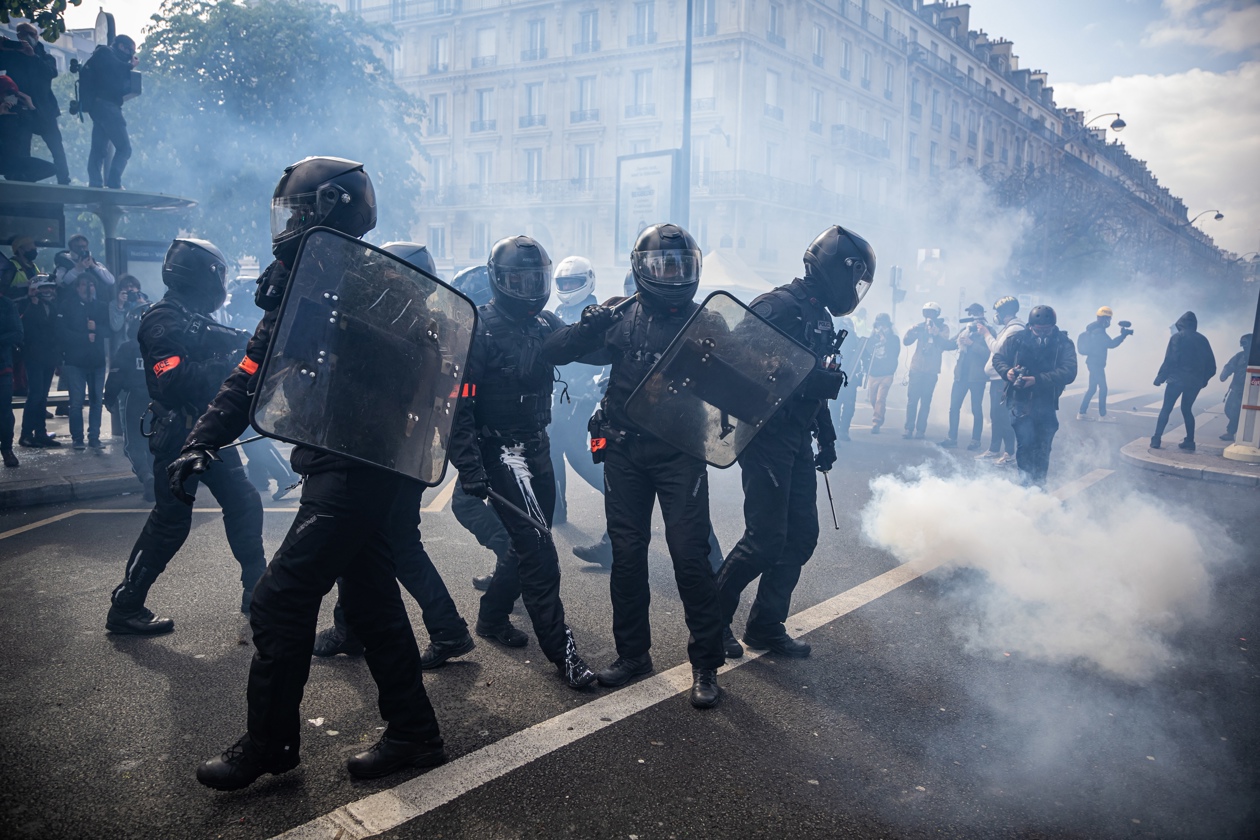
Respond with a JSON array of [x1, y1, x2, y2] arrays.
[[250, 228, 477, 485], [624, 291, 817, 468]]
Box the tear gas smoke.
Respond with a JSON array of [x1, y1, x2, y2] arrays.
[[860, 466, 1227, 682]]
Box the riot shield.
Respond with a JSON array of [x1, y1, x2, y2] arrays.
[[249, 228, 477, 484], [624, 291, 817, 468]]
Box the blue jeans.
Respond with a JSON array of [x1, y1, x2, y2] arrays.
[[1011, 408, 1060, 487], [62, 364, 105, 444]]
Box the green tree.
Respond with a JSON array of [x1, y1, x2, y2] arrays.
[[55, 0, 427, 265], [1, 0, 82, 41]]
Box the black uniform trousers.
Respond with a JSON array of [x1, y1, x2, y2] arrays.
[[477, 434, 569, 663], [1011, 407, 1060, 487], [716, 424, 820, 636], [905, 371, 939, 434], [0, 370, 12, 451], [327, 525, 468, 644], [946, 379, 986, 442], [451, 482, 512, 562], [604, 435, 724, 670], [246, 468, 440, 749], [116, 445, 265, 599], [19, 359, 53, 439]]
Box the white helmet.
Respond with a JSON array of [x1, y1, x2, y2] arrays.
[[922, 301, 941, 316], [553, 255, 596, 304]]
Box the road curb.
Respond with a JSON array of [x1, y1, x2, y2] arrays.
[[0, 471, 140, 510], [1119, 438, 1260, 488]]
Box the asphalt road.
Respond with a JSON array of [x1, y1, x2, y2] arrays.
[[0, 385, 1255, 839]]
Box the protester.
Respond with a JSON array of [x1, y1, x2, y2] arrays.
[[902, 302, 956, 439], [57, 274, 109, 449], [859, 313, 899, 434], [940, 302, 992, 450], [1076, 306, 1131, 422], [1220, 334, 1253, 442], [82, 34, 138, 189], [0, 292, 22, 467], [0, 74, 55, 183], [1151, 311, 1216, 451], [17, 277, 59, 448], [2, 22, 69, 184], [979, 296, 1023, 465]]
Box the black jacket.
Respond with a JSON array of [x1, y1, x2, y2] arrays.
[[103, 336, 147, 408], [951, 324, 992, 383], [0, 296, 22, 372], [17, 296, 58, 366], [991, 327, 1078, 412], [1, 42, 59, 120], [81, 44, 132, 108], [137, 295, 242, 415], [57, 294, 108, 369], [450, 302, 563, 482], [1155, 312, 1216, 389]]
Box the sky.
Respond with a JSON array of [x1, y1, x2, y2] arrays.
[[63, 0, 1260, 255]]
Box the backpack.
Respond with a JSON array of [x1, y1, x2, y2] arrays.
[[1076, 328, 1096, 356]]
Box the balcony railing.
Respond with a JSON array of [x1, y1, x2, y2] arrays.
[[694, 21, 717, 37], [571, 108, 600, 123], [763, 104, 784, 121], [910, 101, 922, 119], [428, 122, 448, 137], [809, 120, 823, 135], [908, 156, 921, 174], [931, 112, 943, 130], [470, 119, 497, 132], [839, 67, 851, 81], [428, 62, 449, 74], [627, 32, 657, 47], [574, 39, 601, 54], [471, 55, 497, 68], [950, 123, 961, 140], [519, 114, 546, 128], [520, 47, 547, 61], [767, 32, 785, 48], [419, 177, 616, 208], [860, 77, 871, 90], [830, 124, 891, 159], [984, 139, 995, 156], [812, 54, 824, 68], [968, 129, 978, 147], [884, 88, 893, 101], [625, 103, 656, 118], [693, 97, 716, 111]]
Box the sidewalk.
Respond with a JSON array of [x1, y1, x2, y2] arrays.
[[0, 414, 144, 510], [1119, 407, 1260, 488]]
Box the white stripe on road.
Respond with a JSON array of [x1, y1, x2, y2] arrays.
[[270, 467, 1116, 840], [420, 477, 458, 514], [0, 509, 84, 541]]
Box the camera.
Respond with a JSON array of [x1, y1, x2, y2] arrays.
[[1118, 320, 1134, 337], [1010, 364, 1032, 387]]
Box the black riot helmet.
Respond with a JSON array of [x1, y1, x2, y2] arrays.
[[630, 223, 702, 311], [162, 238, 228, 314], [488, 235, 552, 320], [801, 225, 875, 317], [381, 241, 438, 278], [271, 156, 377, 264], [452, 265, 493, 306]]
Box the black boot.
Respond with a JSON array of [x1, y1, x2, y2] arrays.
[[721, 626, 744, 659], [2, 448, 18, 468], [420, 633, 476, 670], [471, 573, 494, 592], [346, 734, 446, 780], [312, 624, 364, 657], [743, 629, 811, 658], [573, 533, 613, 567], [596, 653, 653, 687], [557, 626, 596, 689], [197, 733, 299, 791], [106, 568, 174, 636], [690, 668, 720, 709], [475, 619, 528, 647], [1178, 439, 1196, 452]]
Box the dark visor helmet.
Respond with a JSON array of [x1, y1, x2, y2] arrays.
[[630, 223, 701, 309], [802, 225, 875, 317], [381, 241, 438, 278], [162, 238, 228, 313], [271, 156, 377, 263], [488, 235, 552, 319]]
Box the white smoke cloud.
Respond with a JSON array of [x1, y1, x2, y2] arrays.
[[860, 467, 1225, 682]]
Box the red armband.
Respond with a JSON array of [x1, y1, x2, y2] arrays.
[[152, 356, 181, 376], [238, 357, 259, 375]]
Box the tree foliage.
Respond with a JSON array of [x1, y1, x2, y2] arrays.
[[1, 0, 82, 41], [56, 0, 427, 265]]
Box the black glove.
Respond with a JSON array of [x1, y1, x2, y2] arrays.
[[167, 443, 219, 505], [814, 442, 837, 473], [254, 260, 291, 311], [461, 473, 490, 500], [580, 304, 614, 333]]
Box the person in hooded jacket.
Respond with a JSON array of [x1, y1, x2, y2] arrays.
[[1076, 306, 1130, 421], [1151, 311, 1217, 451], [104, 239, 266, 635], [1220, 333, 1253, 442], [990, 305, 1077, 486]]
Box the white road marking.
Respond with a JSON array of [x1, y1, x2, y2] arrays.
[[0, 509, 84, 541], [420, 477, 458, 514], [270, 469, 1115, 840]]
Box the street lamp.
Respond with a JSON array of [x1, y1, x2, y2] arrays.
[[1086, 112, 1126, 132], [1183, 209, 1225, 228]]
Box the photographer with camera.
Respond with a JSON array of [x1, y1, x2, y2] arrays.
[[991, 305, 1077, 487], [978, 296, 1024, 464], [106, 275, 148, 361], [940, 302, 993, 450], [57, 234, 116, 302], [80, 34, 137, 189], [901, 302, 956, 439], [1076, 306, 1131, 422]]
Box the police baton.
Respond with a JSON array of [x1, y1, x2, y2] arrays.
[[485, 487, 552, 538], [821, 471, 839, 530]]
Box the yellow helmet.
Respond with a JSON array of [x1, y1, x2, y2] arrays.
[[1097, 306, 1114, 318]]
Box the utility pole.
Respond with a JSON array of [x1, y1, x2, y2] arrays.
[[678, 0, 693, 228]]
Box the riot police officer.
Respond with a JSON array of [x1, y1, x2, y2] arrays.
[[715, 226, 874, 659], [308, 241, 476, 671], [451, 236, 596, 689], [543, 223, 725, 709], [179, 157, 445, 790], [104, 239, 266, 635]]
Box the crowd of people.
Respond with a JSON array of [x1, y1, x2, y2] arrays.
[[1, 26, 137, 187]]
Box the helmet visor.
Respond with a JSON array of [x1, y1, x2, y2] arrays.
[[494, 266, 551, 300], [270, 188, 344, 242], [632, 249, 702, 286], [554, 271, 590, 293]]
